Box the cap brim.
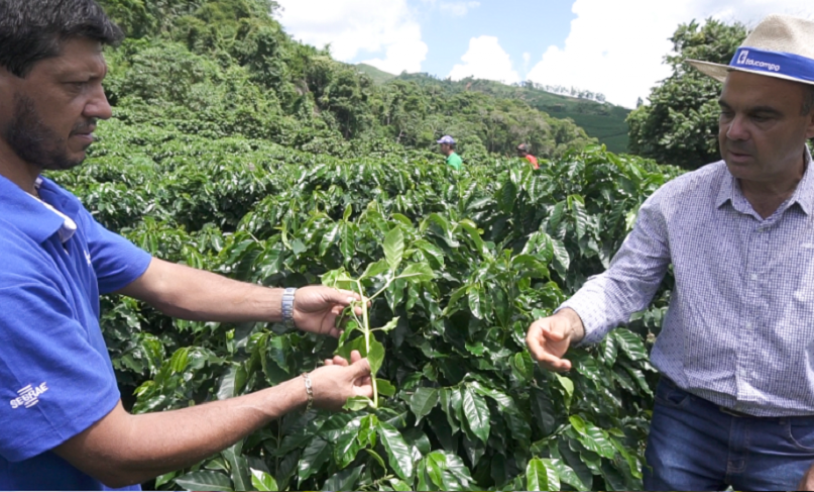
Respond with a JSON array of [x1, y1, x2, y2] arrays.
[[686, 59, 729, 82], [686, 58, 814, 86]]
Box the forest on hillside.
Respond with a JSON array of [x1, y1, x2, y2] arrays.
[[98, 0, 597, 163]]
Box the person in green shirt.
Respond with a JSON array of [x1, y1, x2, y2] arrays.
[[437, 135, 463, 170]]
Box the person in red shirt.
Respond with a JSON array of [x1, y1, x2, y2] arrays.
[[517, 143, 539, 170]]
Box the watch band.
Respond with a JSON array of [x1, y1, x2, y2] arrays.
[[282, 288, 297, 328]]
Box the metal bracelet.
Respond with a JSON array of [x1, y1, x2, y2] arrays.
[[302, 372, 314, 412], [282, 287, 297, 328]]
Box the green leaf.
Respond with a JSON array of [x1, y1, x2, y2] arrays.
[[169, 347, 190, 374], [409, 387, 439, 424], [378, 421, 415, 481], [511, 352, 535, 382], [223, 442, 249, 492], [217, 365, 239, 400], [550, 239, 571, 278], [321, 464, 364, 491], [377, 378, 397, 397], [384, 227, 405, 271], [570, 416, 616, 459], [343, 395, 375, 411], [397, 262, 435, 282], [372, 317, 400, 333], [368, 337, 386, 376], [526, 458, 561, 491], [360, 258, 390, 280], [298, 438, 331, 484], [550, 459, 587, 491], [389, 478, 413, 491], [555, 373, 575, 398], [462, 387, 491, 444], [358, 414, 379, 448], [175, 471, 233, 492], [319, 222, 340, 257], [250, 469, 278, 491], [615, 328, 648, 361]]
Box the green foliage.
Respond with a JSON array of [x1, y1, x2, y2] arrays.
[[54, 112, 682, 489], [627, 19, 747, 169], [395, 73, 631, 153], [95, 0, 598, 161]]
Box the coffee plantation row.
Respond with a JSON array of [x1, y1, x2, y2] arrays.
[[53, 117, 682, 491]]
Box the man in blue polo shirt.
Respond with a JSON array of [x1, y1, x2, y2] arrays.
[[0, 1, 372, 490]]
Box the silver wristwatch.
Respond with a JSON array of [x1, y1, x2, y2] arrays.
[[282, 288, 297, 328]]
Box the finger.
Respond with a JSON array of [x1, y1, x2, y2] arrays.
[[324, 358, 333, 366], [353, 382, 374, 399], [333, 289, 362, 304], [536, 353, 572, 372], [525, 322, 549, 361], [350, 350, 362, 364], [333, 355, 349, 367], [350, 357, 372, 378]]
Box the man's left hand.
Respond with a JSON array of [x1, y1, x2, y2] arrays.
[[292, 286, 362, 338], [800, 463, 814, 491]]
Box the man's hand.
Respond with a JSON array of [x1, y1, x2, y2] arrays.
[[309, 350, 373, 411], [526, 308, 585, 372], [800, 463, 814, 491], [293, 286, 362, 338]]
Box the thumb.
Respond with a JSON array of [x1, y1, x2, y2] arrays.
[[544, 321, 569, 342], [350, 357, 372, 379]]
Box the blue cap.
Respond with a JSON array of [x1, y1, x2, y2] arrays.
[[436, 135, 456, 144]]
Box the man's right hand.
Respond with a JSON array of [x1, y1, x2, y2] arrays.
[[309, 350, 373, 411], [526, 308, 585, 372]]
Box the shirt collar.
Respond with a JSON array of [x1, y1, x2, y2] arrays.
[[716, 145, 814, 215], [0, 174, 77, 244]]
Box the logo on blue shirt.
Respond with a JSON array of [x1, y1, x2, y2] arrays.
[[10, 383, 49, 409]]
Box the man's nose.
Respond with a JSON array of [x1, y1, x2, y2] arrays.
[[83, 83, 112, 121]]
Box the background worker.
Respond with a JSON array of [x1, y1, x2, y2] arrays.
[[517, 143, 539, 169], [526, 14, 814, 491], [0, 1, 371, 490], [437, 135, 463, 170]]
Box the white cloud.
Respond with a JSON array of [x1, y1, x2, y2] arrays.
[[439, 1, 481, 17], [275, 0, 427, 74], [449, 36, 520, 84], [525, 0, 814, 108]]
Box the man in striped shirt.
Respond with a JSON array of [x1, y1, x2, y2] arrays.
[[526, 15, 814, 491]]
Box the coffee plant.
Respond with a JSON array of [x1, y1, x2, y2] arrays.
[[52, 116, 682, 491]]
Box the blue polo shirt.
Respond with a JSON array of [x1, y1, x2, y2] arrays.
[[0, 174, 152, 490]]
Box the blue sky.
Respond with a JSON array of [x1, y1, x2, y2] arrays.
[[276, 0, 814, 108], [406, 0, 576, 80]]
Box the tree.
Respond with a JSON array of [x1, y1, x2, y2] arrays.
[[627, 19, 747, 169]]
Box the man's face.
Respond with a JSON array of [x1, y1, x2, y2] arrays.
[[718, 71, 814, 183], [0, 37, 112, 171], [439, 143, 451, 154]]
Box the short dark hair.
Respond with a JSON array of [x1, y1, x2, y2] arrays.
[[804, 85, 814, 116], [0, 0, 123, 78]]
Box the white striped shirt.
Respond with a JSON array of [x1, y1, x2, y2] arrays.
[[562, 146, 814, 416]]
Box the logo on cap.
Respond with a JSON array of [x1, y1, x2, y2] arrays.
[[737, 50, 750, 65]]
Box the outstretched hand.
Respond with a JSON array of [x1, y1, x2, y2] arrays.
[[525, 308, 585, 372], [292, 286, 363, 338], [309, 350, 373, 411]]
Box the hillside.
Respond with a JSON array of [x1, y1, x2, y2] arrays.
[[356, 62, 396, 85], [94, 0, 599, 162], [397, 73, 631, 153]]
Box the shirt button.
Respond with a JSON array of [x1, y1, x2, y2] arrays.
[[751, 274, 758, 280], [746, 322, 754, 329]]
